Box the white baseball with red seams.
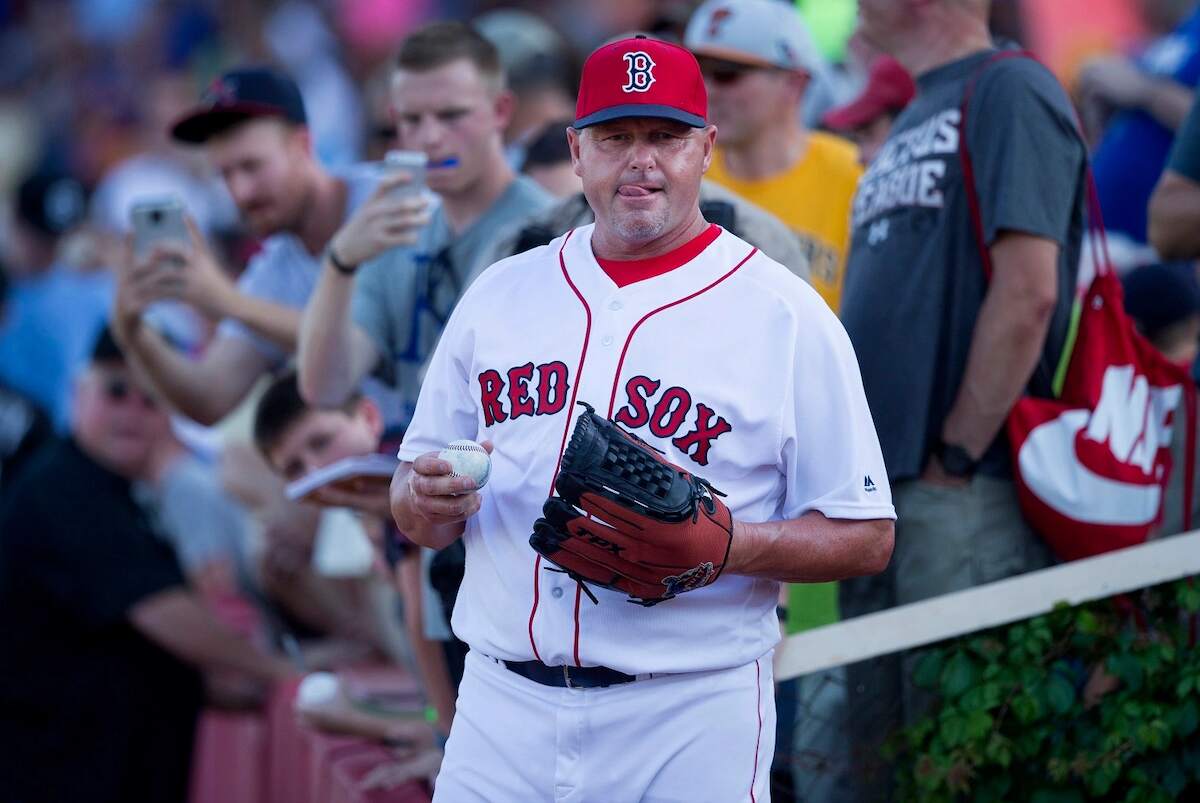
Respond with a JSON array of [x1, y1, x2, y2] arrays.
[[398, 224, 894, 801], [437, 439, 491, 490]]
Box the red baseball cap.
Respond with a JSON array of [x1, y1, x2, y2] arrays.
[[575, 35, 707, 129], [823, 57, 916, 131]]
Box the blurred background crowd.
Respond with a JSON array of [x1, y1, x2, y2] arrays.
[[2, 0, 1200, 801]]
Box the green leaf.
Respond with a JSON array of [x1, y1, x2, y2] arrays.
[[1169, 700, 1199, 737], [1013, 693, 1042, 724], [975, 774, 1011, 803], [913, 650, 945, 691], [984, 733, 1013, 768], [940, 712, 969, 748], [960, 682, 1002, 713], [1031, 787, 1085, 803], [1044, 673, 1076, 715], [1088, 759, 1122, 796], [965, 709, 994, 741], [1110, 653, 1145, 692], [940, 651, 977, 699]]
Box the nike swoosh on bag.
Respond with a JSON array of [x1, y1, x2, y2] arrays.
[[1018, 409, 1161, 527]]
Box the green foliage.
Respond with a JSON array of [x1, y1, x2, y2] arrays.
[[892, 579, 1200, 801]]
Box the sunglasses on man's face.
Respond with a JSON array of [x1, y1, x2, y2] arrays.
[[101, 376, 158, 409], [697, 58, 764, 86]]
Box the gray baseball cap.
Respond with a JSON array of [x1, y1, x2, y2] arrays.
[[684, 0, 824, 75]]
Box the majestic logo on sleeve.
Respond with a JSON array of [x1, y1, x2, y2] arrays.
[[622, 52, 657, 93], [613, 375, 732, 465]]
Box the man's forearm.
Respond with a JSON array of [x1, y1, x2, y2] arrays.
[[725, 511, 893, 583], [298, 261, 378, 407], [131, 588, 294, 682], [226, 293, 302, 352], [389, 464, 466, 550], [120, 325, 254, 424], [1142, 77, 1195, 132], [1149, 172, 1200, 260], [398, 555, 456, 733], [942, 236, 1059, 457]]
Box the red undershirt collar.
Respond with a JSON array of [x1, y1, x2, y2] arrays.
[[594, 224, 721, 288]]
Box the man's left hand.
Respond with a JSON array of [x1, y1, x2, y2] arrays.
[[920, 454, 971, 489], [150, 217, 240, 321]]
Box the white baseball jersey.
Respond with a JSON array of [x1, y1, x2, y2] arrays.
[[397, 224, 895, 676]]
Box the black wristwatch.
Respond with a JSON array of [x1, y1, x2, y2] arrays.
[[326, 244, 358, 276], [935, 440, 979, 479]]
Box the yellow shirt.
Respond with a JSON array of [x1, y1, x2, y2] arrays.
[[706, 132, 862, 312]]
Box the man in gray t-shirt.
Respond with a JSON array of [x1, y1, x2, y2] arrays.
[[838, 0, 1089, 773], [351, 176, 551, 432], [299, 23, 553, 433], [842, 49, 1085, 487]]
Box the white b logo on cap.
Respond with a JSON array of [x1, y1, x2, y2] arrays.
[[622, 52, 657, 93]]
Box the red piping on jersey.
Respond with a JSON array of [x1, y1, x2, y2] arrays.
[[572, 585, 584, 667], [604, 244, 757, 417], [750, 657, 763, 802], [570, 241, 755, 663], [528, 229, 591, 664]]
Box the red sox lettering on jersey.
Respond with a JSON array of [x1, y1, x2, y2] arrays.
[[477, 365, 732, 466]]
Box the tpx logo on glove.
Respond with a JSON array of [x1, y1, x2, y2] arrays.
[[573, 525, 625, 556]]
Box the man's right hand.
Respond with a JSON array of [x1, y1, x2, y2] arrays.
[[395, 442, 493, 527], [329, 173, 431, 269], [111, 234, 183, 343]]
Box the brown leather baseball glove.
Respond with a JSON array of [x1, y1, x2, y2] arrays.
[[529, 403, 734, 606]]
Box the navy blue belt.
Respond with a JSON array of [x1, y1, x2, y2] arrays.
[[500, 659, 641, 689]]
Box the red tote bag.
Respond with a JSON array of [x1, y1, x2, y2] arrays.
[[960, 52, 1196, 561]]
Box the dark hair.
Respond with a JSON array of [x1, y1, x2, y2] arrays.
[[90, 325, 126, 365], [396, 21, 504, 88], [253, 369, 361, 460], [522, 120, 573, 170]]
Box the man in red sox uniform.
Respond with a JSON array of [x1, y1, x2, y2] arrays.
[[390, 36, 896, 802]]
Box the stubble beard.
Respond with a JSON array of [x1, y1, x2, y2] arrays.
[[610, 205, 669, 245]]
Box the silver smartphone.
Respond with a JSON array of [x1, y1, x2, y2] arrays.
[[130, 197, 189, 261], [383, 150, 428, 198]]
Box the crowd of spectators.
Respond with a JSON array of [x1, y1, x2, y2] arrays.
[[1, 1, 1199, 801]]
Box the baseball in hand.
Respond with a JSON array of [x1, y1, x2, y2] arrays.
[[438, 440, 491, 491]]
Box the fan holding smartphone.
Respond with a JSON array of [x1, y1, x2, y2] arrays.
[[116, 195, 269, 344]]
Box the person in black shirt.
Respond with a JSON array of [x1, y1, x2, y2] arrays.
[[0, 263, 53, 499], [0, 327, 295, 803]]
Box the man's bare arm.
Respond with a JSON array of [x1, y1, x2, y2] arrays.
[[298, 175, 429, 407], [1149, 170, 1200, 260], [389, 458, 480, 551], [940, 232, 1060, 459], [119, 330, 271, 425], [130, 587, 294, 681], [298, 256, 382, 407], [726, 513, 894, 583], [225, 294, 304, 352]]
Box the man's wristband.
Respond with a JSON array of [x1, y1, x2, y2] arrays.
[[327, 244, 358, 276]]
